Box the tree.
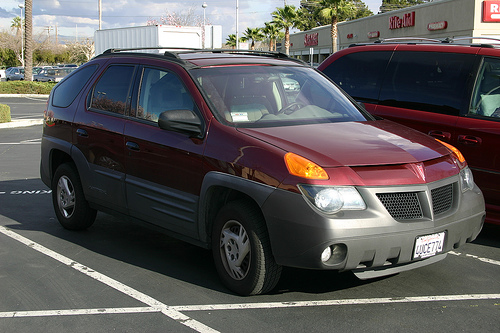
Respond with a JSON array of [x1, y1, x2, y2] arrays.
[[8, 17, 23, 66], [24, 0, 33, 81], [147, 6, 207, 27], [225, 34, 244, 49], [316, 0, 356, 53], [242, 27, 265, 50], [298, 0, 373, 30], [262, 22, 283, 51], [272, 5, 300, 55], [379, 0, 426, 13], [66, 38, 95, 64]]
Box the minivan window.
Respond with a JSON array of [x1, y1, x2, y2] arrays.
[[136, 67, 194, 122], [470, 57, 500, 118], [52, 65, 98, 108], [379, 52, 475, 116], [90, 65, 135, 114], [320, 51, 392, 103]]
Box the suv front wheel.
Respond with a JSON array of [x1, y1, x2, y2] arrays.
[[212, 200, 282, 295], [52, 163, 97, 230]]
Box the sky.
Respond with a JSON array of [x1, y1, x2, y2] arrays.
[[0, 0, 382, 42]]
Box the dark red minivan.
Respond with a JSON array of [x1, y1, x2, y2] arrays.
[[319, 39, 500, 225], [41, 49, 485, 295]]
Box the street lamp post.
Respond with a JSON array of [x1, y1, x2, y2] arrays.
[[19, 4, 24, 67], [202, 2, 207, 48], [236, 0, 239, 49]]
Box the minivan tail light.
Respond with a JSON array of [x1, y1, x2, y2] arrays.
[[284, 153, 329, 180]]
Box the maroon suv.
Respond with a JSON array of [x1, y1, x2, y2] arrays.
[[41, 49, 485, 295], [319, 39, 500, 225]]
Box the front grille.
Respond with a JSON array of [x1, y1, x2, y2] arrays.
[[431, 183, 453, 215], [377, 183, 455, 221], [376, 192, 423, 220]]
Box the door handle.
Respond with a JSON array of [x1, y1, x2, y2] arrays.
[[428, 130, 451, 141], [126, 141, 140, 151], [458, 135, 482, 145], [76, 128, 88, 137]]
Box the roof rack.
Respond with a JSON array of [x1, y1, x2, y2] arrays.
[[99, 47, 308, 67], [373, 37, 442, 43], [102, 47, 200, 59], [353, 36, 500, 48], [102, 47, 293, 59]]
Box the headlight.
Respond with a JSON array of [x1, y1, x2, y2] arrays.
[[460, 166, 474, 192], [298, 185, 366, 214]]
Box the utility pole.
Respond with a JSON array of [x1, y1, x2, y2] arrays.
[[99, 0, 102, 30]]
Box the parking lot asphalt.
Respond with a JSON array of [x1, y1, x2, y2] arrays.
[[0, 97, 499, 332]]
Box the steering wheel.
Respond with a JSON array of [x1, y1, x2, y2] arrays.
[[278, 102, 304, 115]]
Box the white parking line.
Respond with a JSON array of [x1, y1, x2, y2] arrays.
[[449, 251, 500, 266], [0, 226, 219, 333], [0, 139, 41, 145], [1, 225, 499, 331]]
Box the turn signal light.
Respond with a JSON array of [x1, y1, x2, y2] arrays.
[[284, 152, 329, 180], [435, 139, 466, 164]]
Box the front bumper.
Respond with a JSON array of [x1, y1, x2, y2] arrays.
[[262, 174, 485, 276]]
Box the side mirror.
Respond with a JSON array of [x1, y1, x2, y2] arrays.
[[158, 109, 203, 138]]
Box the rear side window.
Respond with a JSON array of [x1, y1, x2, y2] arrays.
[[321, 51, 392, 102], [90, 65, 136, 115], [379, 52, 475, 116], [52, 65, 98, 108]]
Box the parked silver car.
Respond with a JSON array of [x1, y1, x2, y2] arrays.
[[5, 67, 24, 81], [33, 68, 74, 82]]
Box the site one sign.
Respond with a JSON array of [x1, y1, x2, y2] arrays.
[[483, 1, 500, 22]]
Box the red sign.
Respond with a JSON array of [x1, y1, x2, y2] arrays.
[[427, 21, 448, 31], [304, 33, 319, 47], [347, 33, 354, 39], [389, 11, 415, 29], [483, 1, 500, 22], [367, 31, 380, 39]]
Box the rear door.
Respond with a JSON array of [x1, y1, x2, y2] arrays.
[[72, 63, 136, 214], [461, 56, 500, 223]]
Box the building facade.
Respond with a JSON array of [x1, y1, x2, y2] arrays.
[[288, 0, 500, 64]]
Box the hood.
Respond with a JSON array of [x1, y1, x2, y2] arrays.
[[237, 120, 449, 167]]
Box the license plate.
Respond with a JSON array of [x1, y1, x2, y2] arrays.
[[413, 232, 445, 259]]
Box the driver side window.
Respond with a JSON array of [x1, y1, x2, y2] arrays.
[[471, 58, 500, 118], [137, 68, 194, 122]]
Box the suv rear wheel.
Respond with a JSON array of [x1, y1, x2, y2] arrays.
[[52, 163, 97, 230], [212, 200, 282, 295]]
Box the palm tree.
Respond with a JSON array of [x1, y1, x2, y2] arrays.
[[262, 22, 282, 52], [242, 27, 265, 50], [226, 34, 244, 49], [25, 0, 33, 81], [11, 16, 22, 35], [271, 5, 299, 55], [316, 0, 356, 53]]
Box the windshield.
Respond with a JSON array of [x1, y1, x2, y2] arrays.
[[191, 66, 370, 127]]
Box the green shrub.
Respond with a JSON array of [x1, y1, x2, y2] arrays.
[[0, 81, 54, 95], [0, 104, 11, 123]]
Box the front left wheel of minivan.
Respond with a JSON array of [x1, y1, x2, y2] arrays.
[[212, 200, 282, 296], [52, 163, 97, 230]]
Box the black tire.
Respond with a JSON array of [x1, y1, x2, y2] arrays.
[[212, 200, 282, 296], [52, 163, 97, 230]]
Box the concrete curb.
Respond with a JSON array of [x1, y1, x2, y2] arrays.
[[0, 94, 49, 98], [0, 119, 43, 129]]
